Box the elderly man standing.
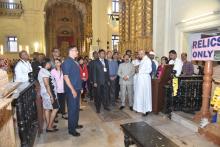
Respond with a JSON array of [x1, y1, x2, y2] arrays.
[[133, 50, 152, 116], [118, 54, 135, 111]]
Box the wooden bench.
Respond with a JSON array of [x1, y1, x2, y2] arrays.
[[121, 121, 178, 147]]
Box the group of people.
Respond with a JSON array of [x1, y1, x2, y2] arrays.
[[13, 45, 201, 137], [14, 47, 84, 136], [87, 49, 153, 116]]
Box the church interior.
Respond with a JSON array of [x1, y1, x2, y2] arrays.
[[0, 0, 220, 147]]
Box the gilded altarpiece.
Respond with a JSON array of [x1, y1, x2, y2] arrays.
[[119, 0, 153, 53]]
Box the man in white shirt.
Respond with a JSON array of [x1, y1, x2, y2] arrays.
[[14, 50, 33, 82], [168, 50, 183, 77]]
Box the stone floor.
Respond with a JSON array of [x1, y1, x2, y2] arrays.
[[35, 102, 218, 147]]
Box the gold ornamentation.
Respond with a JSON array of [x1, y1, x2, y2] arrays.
[[119, 0, 153, 52]]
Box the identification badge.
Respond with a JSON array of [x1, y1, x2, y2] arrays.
[[104, 67, 107, 72], [83, 72, 85, 77]]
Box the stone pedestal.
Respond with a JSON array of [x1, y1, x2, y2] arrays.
[[199, 124, 220, 146]]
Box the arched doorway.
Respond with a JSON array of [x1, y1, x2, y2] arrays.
[[44, 0, 92, 57]]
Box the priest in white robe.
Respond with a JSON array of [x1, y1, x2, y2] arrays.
[[132, 52, 141, 92], [133, 50, 152, 116]]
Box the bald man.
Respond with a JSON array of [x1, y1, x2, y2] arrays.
[[133, 50, 152, 116]]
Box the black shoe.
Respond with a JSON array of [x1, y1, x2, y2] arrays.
[[142, 112, 149, 117], [104, 107, 110, 111], [76, 125, 83, 129], [46, 128, 58, 132], [53, 125, 57, 129], [54, 119, 58, 123], [129, 107, 133, 111], [119, 106, 125, 110], [69, 131, 80, 137], [62, 115, 68, 120]]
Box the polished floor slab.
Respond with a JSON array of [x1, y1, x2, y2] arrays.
[[34, 102, 217, 147]]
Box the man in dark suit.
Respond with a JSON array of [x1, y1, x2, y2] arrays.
[[93, 49, 110, 113], [88, 51, 98, 101]]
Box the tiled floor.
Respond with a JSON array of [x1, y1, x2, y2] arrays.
[[34, 102, 218, 147]]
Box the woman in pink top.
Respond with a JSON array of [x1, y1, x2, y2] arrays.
[[51, 58, 67, 119], [156, 56, 168, 79]]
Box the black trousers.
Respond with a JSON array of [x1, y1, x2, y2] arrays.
[[81, 80, 87, 99], [57, 93, 66, 115], [115, 76, 120, 99], [95, 83, 109, 111], [87, 80, 93, 99]]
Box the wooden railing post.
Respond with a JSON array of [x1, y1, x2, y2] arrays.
[[194, 61, 212, 122]]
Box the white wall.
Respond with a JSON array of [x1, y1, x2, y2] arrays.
[[153, 0, 220, 59], [92, 0, 119, 52]]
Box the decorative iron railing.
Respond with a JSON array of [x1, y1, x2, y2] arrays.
[[12, 82, 38, 147], [0, 1, 23, 17], [163, 76, 203, 114], [0, 2, 22, 9]]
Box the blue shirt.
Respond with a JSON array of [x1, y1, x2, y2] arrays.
[[108, 60, 118, 76], [151, 60, 157, 78], [62, 57, 82, 92]]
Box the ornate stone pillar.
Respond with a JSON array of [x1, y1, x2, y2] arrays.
[[119, 0, 126, 53]]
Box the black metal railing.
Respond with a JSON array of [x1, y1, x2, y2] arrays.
[[163, 76, 203, 114], [13, 82, 38, 147], [0, 1, 22, 10]]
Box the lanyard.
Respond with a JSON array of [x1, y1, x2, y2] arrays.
[[21, 60, 32, 71]]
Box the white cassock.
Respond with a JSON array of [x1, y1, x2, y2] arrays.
[[132, 59, 140, 92], [133, 55, 152, 113]]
